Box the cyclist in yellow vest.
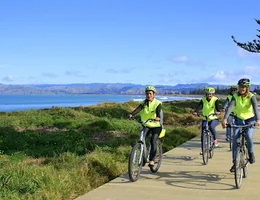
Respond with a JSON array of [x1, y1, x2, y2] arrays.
[[193, 87, 221, 154], [128, 86, 163, 166], [222, 85, 238, 141], [222, 78, 260, 172]]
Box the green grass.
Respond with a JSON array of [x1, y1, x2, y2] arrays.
[[0, 100, 204, 199]]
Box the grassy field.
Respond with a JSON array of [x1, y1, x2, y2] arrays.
[[0, 98, 226, 200]]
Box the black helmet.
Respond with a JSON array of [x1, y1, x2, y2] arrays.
[[238, 78, 250, 87]]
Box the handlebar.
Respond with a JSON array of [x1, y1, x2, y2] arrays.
[[195, 113, 218, 118], [129, 116, 155, 126], [226, 123, 256, 128]]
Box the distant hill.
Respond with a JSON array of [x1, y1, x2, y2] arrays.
[[0, 83, 259, 95]]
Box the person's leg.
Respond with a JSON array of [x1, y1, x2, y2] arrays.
[[208, 119, 218, 141], [245, 117, 256, 163], [149, 126, 162, 165], [226, 115, 232, 141]]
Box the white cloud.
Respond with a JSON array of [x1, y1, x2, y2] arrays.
[[171, 55, 188, 63], [65, 70, 86, 78], [106, 68, 133, 74], [42, 72, 58, 78], [2, 75, 15, 82]]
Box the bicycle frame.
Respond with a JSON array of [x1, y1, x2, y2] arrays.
[[128, 117, 163, 182], [226, 123, 255, 189], [199, 113, 217, 165]]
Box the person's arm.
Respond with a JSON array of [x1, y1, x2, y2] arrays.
[[223, 98, 229, 110], [224, 96, 235, 119], [194, 100, 203, 113], [131, 104, 143, 116], [215, 99, 221, 112], [251, 96, 260, 120], [155, 104, 163, 125], [155, 104, 162, 118]]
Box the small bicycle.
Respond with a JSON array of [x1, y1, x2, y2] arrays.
[[198, 113, 217, 165], [226, 123, 255, 189], [128, 117, 164, 182]]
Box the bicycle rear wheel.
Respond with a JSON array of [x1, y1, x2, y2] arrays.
[[128, 143, 143, 182], [234, 147, 243, 188], [150, 139, 163, 173], [202, 132, 209, 165], [209, 134, 214, 159]]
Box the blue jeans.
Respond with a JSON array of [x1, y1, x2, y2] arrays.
[[226, 115, 235, 140], [232, 117, 256, 164], [201, 119, 218, 148]]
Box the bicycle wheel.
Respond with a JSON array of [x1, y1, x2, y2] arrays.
[[128, 143, 143, 182], [243, 147, 249, 178], [209, 134, 214, 159], [234, 147, 243, 188], [149, 139, 163, 173], [229, 129, 234, 151], [202, 132, 209, 165]]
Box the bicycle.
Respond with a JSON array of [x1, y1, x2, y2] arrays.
[[226, 123, 255, 189], [128, 117, 164, 182], [198, 113, 217, 165]]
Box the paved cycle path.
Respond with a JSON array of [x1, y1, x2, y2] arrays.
[[77, 124, 260, 200]]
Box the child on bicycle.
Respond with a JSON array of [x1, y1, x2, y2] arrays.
[[222, 78, 260, 172], [222, 85, 238, 141], [128, 85, 163, 167], [192, 87, 221, 154]]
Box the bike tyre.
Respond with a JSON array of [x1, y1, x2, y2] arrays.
[[128, 143, 143, 182], [209, 134, 214, 159], [234, 147, 243, 189], [243, 147, 249, 178], [202, 132, 209, 165]]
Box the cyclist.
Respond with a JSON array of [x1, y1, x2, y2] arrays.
[[128, 86, 163, 166], [222, 78, 260, 172], [222, 85, 238, 141], [192, 87, 221, 154]]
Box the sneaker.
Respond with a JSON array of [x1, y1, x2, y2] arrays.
[[230, 164, 235, 172], [148, 161, 155, 166], [214, 139, 219, 147], [200, 151, 203, 155], [249, 152, 255, 164]]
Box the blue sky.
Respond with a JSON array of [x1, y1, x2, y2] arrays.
[[0, 0, 260, 86]]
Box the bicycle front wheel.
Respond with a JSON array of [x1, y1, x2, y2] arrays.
[[209, 134, 214, 159], [243, 147, 249, 178], [202, 132, 209, 165], [229, 129, 234, 151], [150, 139, 163, 173], [234, 147, 243, 189], [128, 143, 143, 182]]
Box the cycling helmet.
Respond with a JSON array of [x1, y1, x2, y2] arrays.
[[205, 87, 215, 94], [230, 85, 238, 89], [238, 78, 250, 87], [145, 85, 156, 93]]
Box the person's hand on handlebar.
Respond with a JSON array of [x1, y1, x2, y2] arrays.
[[256, 119, 260, 126], [222, 119, 227, 128], [154, 117, 160, 122], [215, 111, 221, 116], [192, 111, 197, 117], [128, 114, 133, 119]]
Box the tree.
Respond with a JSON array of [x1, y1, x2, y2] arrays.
[[231, 19, 260, 53]]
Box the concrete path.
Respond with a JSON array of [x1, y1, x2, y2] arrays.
[[76, 124, 260, 200]]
